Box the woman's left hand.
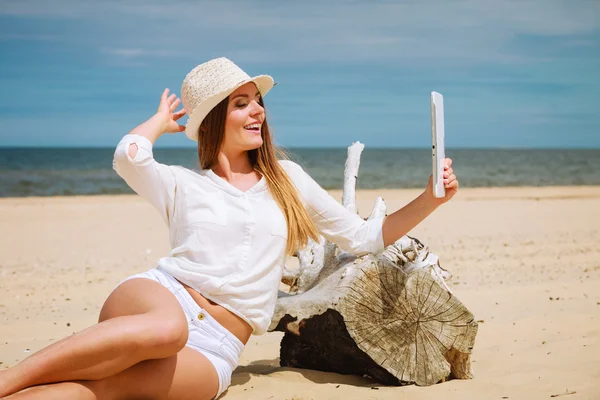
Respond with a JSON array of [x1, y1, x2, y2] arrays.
[[425, 158, 459, 206]]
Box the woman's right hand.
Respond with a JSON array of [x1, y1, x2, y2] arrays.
[[156, 88, 187, 134]]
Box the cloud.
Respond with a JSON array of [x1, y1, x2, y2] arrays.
[[102, 47, 184, 58], [1, 0, 597, 148], [104, 48, 146, 58], [1, 0, 598, 66], [97, 47, 187, 67]]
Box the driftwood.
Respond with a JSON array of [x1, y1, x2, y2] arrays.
[[270, 142, 478, 386]]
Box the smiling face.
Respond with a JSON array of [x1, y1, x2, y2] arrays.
[[222, 82, 265, 155]]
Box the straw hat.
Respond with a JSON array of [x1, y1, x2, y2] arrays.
[[180, 57, 275, 142]]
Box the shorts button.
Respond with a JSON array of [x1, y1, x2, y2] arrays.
[[197, 313, 205, 321]]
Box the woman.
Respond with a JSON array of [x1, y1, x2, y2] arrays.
[[0, 57, 458, 399]]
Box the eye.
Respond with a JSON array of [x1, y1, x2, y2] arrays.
[[236, 103, 247, 108]]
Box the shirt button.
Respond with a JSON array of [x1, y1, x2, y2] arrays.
[[197, 313, 205, 321]]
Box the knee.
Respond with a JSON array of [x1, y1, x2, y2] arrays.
[[156, 316, 189, 351], [141, 314, 189, 356]]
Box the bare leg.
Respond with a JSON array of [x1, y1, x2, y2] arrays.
[[3, 381, 101, 400], [103, 346, 220, 400], [0, 278, 189, 398], [4, 347, 220, 400]]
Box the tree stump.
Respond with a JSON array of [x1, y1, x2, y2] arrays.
[[270, 142, 478, 386]]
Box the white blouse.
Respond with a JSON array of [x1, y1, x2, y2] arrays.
[[113, 134, 385, 334]]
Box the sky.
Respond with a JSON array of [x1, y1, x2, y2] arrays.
[[0, 0, 598, 149]]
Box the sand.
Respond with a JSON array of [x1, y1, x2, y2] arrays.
[[1, 186, 599, 399]]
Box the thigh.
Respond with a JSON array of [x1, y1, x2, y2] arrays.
[[104, 346, 219, 400], [98, 277, 189, 353], [7, 348, 219, 400], [99, 277, 186, 323]]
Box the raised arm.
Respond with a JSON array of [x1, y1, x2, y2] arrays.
[[280, 158, 459, 256], [381, 159, 458, 247], [112, 89, 187, 225]]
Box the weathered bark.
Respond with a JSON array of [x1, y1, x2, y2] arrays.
[[270, 142, 478, 386]]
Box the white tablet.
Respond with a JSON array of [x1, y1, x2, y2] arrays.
[[431, 91, 446, 198]]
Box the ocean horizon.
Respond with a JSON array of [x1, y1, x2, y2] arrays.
[[1, 147, 599, 197], [2, 146, 599, 150]]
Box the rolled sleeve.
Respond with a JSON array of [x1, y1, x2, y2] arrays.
[[359, 215, 386, 255], [113, 134, 154, 165], [113, 134, 176, 225], [280, 160, 385, 256]]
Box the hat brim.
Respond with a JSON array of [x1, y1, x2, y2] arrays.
[[184, 75, 275, 142]]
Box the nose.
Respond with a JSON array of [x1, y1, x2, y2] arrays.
[[249, 100, 265, 119]]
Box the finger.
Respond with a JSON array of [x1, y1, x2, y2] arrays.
[[443, 173, 456, 183], [167, 93, 177, 104], [173, 109, 186, 121], [444, 158, 453, 170], [178, 124, 186, 132], [170, 97, 181, 112], [161, 88, 170, 101], [445, 178, 458, 189], [443, 168, 453, 179]]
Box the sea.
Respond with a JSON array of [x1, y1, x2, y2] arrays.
[[0, 147, 599, 197]]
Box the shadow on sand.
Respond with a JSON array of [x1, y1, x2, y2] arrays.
[[230, 358, 381, 389]]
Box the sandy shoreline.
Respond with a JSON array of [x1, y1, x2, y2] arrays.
[[1, 186, 599, 399]]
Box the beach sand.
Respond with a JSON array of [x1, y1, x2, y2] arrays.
[[1, 186, 599, 399]]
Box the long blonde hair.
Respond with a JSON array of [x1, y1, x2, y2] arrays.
[[197, 95, 320, 255]]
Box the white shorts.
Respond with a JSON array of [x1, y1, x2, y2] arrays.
[[116, 268, 245, 399]]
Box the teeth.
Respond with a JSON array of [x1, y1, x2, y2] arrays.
[[244, 123, 261, 130]]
